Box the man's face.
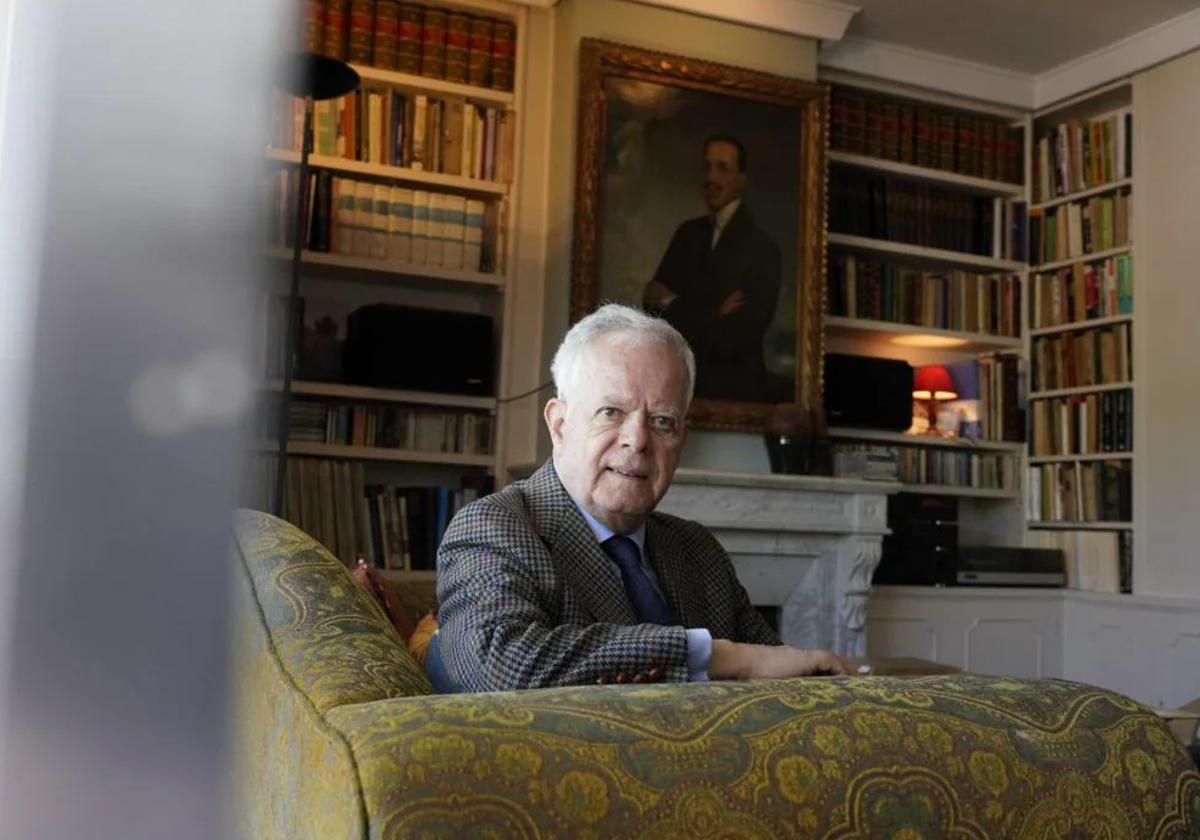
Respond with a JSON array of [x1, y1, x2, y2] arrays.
[[702, 140, 746, 212], [544, 334, 689, 533]]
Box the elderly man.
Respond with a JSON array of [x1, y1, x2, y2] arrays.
[[431, 304, 845, 692]]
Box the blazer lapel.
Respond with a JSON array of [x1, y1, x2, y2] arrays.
[[527, 461, 636, 625], [645, 517, 708, 628]]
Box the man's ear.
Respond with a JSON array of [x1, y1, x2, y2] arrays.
[[544, 398, 566, 446]]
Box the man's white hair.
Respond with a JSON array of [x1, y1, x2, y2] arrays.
[[550, 303, 696, 406]]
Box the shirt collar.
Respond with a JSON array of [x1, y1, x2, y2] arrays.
[[713, 198, 741, 232], [553, 465, 647, 554]]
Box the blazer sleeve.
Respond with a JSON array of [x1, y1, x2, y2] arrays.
[[436, 498, 691, 691], [690, 521, 781, 647]]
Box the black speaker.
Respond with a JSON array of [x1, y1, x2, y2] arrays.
[[824, 353, 913, 431], [344, 304, 495, 396]]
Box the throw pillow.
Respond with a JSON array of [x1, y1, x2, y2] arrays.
[[349, 560, 418, 642], [407, 611, 438, 667]]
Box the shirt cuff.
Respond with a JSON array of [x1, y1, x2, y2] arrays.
[[685, 627, 713, 682]]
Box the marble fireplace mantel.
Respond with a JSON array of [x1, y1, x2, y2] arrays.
[[656, 470, 900, 657]]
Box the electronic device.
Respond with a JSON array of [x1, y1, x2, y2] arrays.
[[873, 493, 958, 586], [344, 304, 495, 396], [955, 547, 1066, 587], [824, 353, 913, 431]]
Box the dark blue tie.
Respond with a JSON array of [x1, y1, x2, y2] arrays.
[[602, 535, 675, 625]]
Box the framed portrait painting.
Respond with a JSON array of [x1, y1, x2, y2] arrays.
[[570, 38, 829, 432]]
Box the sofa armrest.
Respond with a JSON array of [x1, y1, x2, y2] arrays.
[[323, 675, 1200, 838]]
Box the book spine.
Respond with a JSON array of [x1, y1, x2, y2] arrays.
[[410, 189, 429, 263], [443, 194, 466, 269], [372, 0, 399, 70], [370, 183, 389, 259], [388, 186, 413, 262], [464, 198, 485, 272], [396, 3, 422, 74], [424, 192, 444, 266], [468, 16, 494, 88], [444, 12, 470, 83], [419, 7, 447, 79]]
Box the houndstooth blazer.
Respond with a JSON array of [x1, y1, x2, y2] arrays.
[[436, 460, 779, 691]]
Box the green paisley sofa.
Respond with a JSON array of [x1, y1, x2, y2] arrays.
[[233, 509, 1200, 839]]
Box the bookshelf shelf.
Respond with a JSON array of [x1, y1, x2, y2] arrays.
[[828, 426, 1025, 453], [291, 381, 498, 411], [829, 151, 1024, 197], [267, 148, 508, 196], [1028, 314, 1134, 337], [267, 248, 506, 289], [824, 316, 1022, 351], [1030, 177, 1133, 212], [1029, 381, 1133, 400], [827, 233, 1025, 272], [1028, 452, 1134, 464], [286, 441, 494, 467], [351, 63, 514, 108], [1028, 521, 1134, 531], [1033, 244, 1132, 272], [901, 484, 1018, 499]]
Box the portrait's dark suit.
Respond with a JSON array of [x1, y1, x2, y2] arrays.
[[436, 461, 779, 692], [649, 203, 782, 402]]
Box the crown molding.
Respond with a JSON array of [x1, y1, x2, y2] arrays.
[[619, 0, 859, 42], [1033, 6, 1200, 109], [820, 36, 1035, 108], [821, 7, 1200, 112]]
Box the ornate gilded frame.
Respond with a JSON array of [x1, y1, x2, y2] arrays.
[[570, 38, 828, 432]]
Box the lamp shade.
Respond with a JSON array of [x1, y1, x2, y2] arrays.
[[913, 365, 958, 401]]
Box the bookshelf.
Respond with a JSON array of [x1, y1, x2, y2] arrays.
[[252, 0, 528, 577], [822, 74, 1028, 514], [1023, 83, 1135, 594]]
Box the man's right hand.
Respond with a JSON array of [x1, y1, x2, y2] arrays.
[[708, 639, 848, 680]]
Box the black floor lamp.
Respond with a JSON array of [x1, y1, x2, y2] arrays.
[[272, 52, 359, 517]]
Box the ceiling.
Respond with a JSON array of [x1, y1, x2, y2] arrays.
[[843, 0, 1200, 74]]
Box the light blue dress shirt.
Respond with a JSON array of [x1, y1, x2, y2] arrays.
[[573, 503, 712, 681]]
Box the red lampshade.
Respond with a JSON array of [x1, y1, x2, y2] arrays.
[[913, 365, 958, 401]]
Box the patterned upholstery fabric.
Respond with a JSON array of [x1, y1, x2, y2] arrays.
[[234, 508, 1200, 839], [233, 509, 431, 713]]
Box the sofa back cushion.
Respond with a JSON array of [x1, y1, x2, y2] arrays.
[[233, 509, 431, 712]]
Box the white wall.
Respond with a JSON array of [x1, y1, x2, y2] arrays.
[[1132, 49, 1200, 599]]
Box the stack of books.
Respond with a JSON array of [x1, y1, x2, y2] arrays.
[[1027, 460, 1132, 523], [1030, 389, 1133, 456], [1027, 528, 1132, 593], [1028, 189, 1131, 265], [1032, 112, 1132, 202], [289, 399, 495, 455], [1030, 323, 1132, 392], [1030, 254, 1132, 328]]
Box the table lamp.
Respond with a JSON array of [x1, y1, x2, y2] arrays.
[[912, 364, 958, 436], [272, 52, 360, 516]]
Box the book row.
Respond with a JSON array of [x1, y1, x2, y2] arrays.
[[1029, 389, 1132, 457], [267, 170, 506, 274], [1030, 255, 1132, 329], [359, 479, 490, 571], [938, 354, 1024, 443], [1027, 528, 1132, 593], [897, 446, 1013, 490], [1027, 460, 1132, 524], [827, 253, 1021, 337], [289, 400, 495, 455], [1030, 323, 1131, 393], [273, 91, 514, 183], [282, 456, 491, 570], [301, 0, 515, 91], [829, 171, 1018, 259], [829, 87, 1023, 183], [1033, 112, 1132, 203], [1028, 189, 1131, 267], [832, 443, 1012, 490]]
